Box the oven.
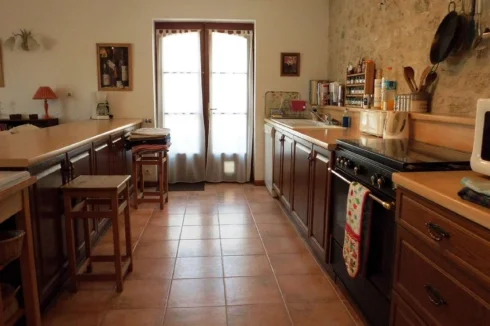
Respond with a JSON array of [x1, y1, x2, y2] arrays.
[[329, 148, 396, 326]]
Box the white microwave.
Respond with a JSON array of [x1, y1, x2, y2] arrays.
[[471, 99, 490, 176]]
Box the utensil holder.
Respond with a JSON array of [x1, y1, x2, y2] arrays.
[[410, 92, 429, 113]]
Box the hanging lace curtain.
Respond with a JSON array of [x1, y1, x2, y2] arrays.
[[205, 29, 254, 183], [156, 29, 206, 183]]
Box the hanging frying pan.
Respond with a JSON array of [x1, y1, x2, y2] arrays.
[[430, 1, 461, 64]]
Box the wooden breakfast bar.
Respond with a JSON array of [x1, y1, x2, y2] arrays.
[[0, 119, 142, 310]]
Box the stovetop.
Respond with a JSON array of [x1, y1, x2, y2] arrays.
[[336, 138, 471, 172]]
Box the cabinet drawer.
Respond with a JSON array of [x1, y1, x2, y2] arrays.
[[390, 292, 426, 326], [397, 191, 490, 286], [394, 227, 490, 326]]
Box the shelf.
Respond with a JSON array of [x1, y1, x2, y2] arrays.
[[345, 84, 365, 88], [346, 72, 366, 77], [345, 94, 364, 97]]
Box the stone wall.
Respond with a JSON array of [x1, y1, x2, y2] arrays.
[[328, 0, 490, 117]]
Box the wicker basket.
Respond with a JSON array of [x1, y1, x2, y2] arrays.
[[0, 231, 25, 267]]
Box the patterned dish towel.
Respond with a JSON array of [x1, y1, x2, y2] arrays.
[[458, 187, 490, 208], [343, 182, 373, 278]]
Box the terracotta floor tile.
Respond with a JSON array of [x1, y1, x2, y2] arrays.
[[128, 214, 152, 227], [110, 279, 170, 309], [269, 253, 322, 275], [262, 237, 308, 255], [180, 225, 220, 239], [253, 213, 290, 224], [178, 239, 222, 257], [174, 257, 223, 278], [127, 258, 175, 280], [257, 223, 298, 238], [168, 279, 225, 307], [246, 194, 277, 203], [148, 215, 184, 227], [100, 309, 165, 326], [141, 226, 181, 241], [218, 204, 251, 214], [220, 225, 259, 239], [226, 304, 291, 326], [221, 238, 266, 256], [277, 275, 337, 303], [43, 312, 105, 326], [51, 290, 115, 313], [130, 208, 154, 216], [133, 240, 178, 258], [288, 302, 356, 326], [225, 276, 282, 305], [223, 255, 272, 277], [92, 242, 129, 256], [249, 202, 283, 214], [183, 214, 219, 225], [163, 307, 227, 326], [218, 214, 254, 225], [185, 205, 218, 214]]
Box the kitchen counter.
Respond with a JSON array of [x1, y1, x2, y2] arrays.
[[0, 119, 142, 168], [393, 171, 490, 230], [264, 118, 371, 150]]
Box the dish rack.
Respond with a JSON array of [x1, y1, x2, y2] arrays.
[[265, 91, 307, 118]]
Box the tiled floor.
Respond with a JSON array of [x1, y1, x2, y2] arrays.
[[42, 183, 363, 326]]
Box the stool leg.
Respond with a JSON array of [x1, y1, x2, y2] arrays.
[[139, 163, 145, 198], [158, 152, 164, 210], [111, 195, 123, 292], [164, 153, 169, 203], [133, 155, 139, 209], [64, 195, 78, 293], [83, 217, 92, 274], [124, 183, 133, 272]]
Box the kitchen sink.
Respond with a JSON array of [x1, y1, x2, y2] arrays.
[[271, 119, 345, 130]]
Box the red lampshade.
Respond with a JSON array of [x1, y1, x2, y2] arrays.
[[32, 86, 58, 100]]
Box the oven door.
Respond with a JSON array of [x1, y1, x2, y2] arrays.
[[329, 168, 395, 326]]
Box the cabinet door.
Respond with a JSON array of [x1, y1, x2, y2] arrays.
[[309, 149, 330, 256], [94, 138, 111, 176], [111, 133, 126, 175], [273, 131, 284, 194], [29, 154, 68, 307], [390, 292, 427, 326], [67, 145, 96, 256], [291, 140, 312, 232], [281, 134, 294, 210]]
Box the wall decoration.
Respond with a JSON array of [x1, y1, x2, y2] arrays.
[[281, 52, 300, 77], [4, 29, 40, 51], [96, 43, 133, 91], [0, 42, 4, 87]]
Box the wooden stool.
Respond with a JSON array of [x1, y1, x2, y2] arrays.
[[61, 175, 133, 292], [133, 148, 169, 210]]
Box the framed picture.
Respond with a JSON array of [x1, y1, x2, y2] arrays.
[[96, 43, 133, 91], [0, 42, 4, 87], [281, 52, 300, 77]]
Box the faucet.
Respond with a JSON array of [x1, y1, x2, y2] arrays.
[[307, 107, 340, 125]]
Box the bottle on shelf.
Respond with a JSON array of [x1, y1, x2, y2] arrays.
[[373, 69, 383, 109], [342, 108, 352, 127], [381, 67, 397, 111], [102, 64, 111, 87], [121, 57, 128, 85]]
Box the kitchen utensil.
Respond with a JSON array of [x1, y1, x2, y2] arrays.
[[383, 112, 410, 140], [422, 71, 438, 92], [450, 0, 469, 56], [410, 92, 429, 113], [468, 0, 477, 47], [430, 1, 461, 64], [419, 66, 431, 91], [474, 0, 485, 49], [403, 66, 418, 92]]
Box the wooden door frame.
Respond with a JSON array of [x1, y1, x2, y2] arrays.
[[154, 21, 255, 178]]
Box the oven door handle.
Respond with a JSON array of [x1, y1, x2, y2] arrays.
[[328, 168, 395, 211]]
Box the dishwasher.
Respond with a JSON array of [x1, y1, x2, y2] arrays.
[[264, 124, 277, 197]]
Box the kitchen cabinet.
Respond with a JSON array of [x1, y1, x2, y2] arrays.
[[94, 137, 111, 176], [111, 132, 126, 175], [308, 146, 331, 258], [281, 133, 293, 210], [392, 188, 490, 326], [273, 131, 283, 194], [291, 138, 312, 233], [28, 154, 68, 307]]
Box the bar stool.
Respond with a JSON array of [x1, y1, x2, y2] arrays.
[[132, 145, 169, 210], [61, 175, 133, 292]]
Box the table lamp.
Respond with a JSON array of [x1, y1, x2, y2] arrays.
[[32, 86, 57, 119]]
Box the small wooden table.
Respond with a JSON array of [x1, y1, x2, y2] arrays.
[[0, 177, 41, 326]]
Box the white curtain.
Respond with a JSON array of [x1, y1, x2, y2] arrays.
[[206, 30, 254, 183], [156, 29, 206, 183]]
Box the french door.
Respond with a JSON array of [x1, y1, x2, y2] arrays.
[[156, 22, 254, 184]]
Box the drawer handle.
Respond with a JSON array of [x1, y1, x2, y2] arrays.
[[424, 284, 447, 306], [425, 222, 450, 241]]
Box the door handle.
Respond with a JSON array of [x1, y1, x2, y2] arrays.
[[425, 222, 450, 241], [424, 284, 446, 306]]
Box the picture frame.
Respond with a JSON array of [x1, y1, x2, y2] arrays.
[[0, 42, 5, 87], [281, 52, 300, 77], [96, 43, 133, 91]]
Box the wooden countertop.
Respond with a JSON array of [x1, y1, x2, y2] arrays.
[[0, 119, 142, 168], [393, 171, 490, 230], [264, 118, 373, 150]]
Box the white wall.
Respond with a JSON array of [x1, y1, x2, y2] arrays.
[[0, 0, 329, 181]]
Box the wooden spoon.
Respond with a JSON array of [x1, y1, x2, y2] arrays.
[[419, 66, 432, 92], [421, 71, 438, 92], [403, 66, 418, 92]]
